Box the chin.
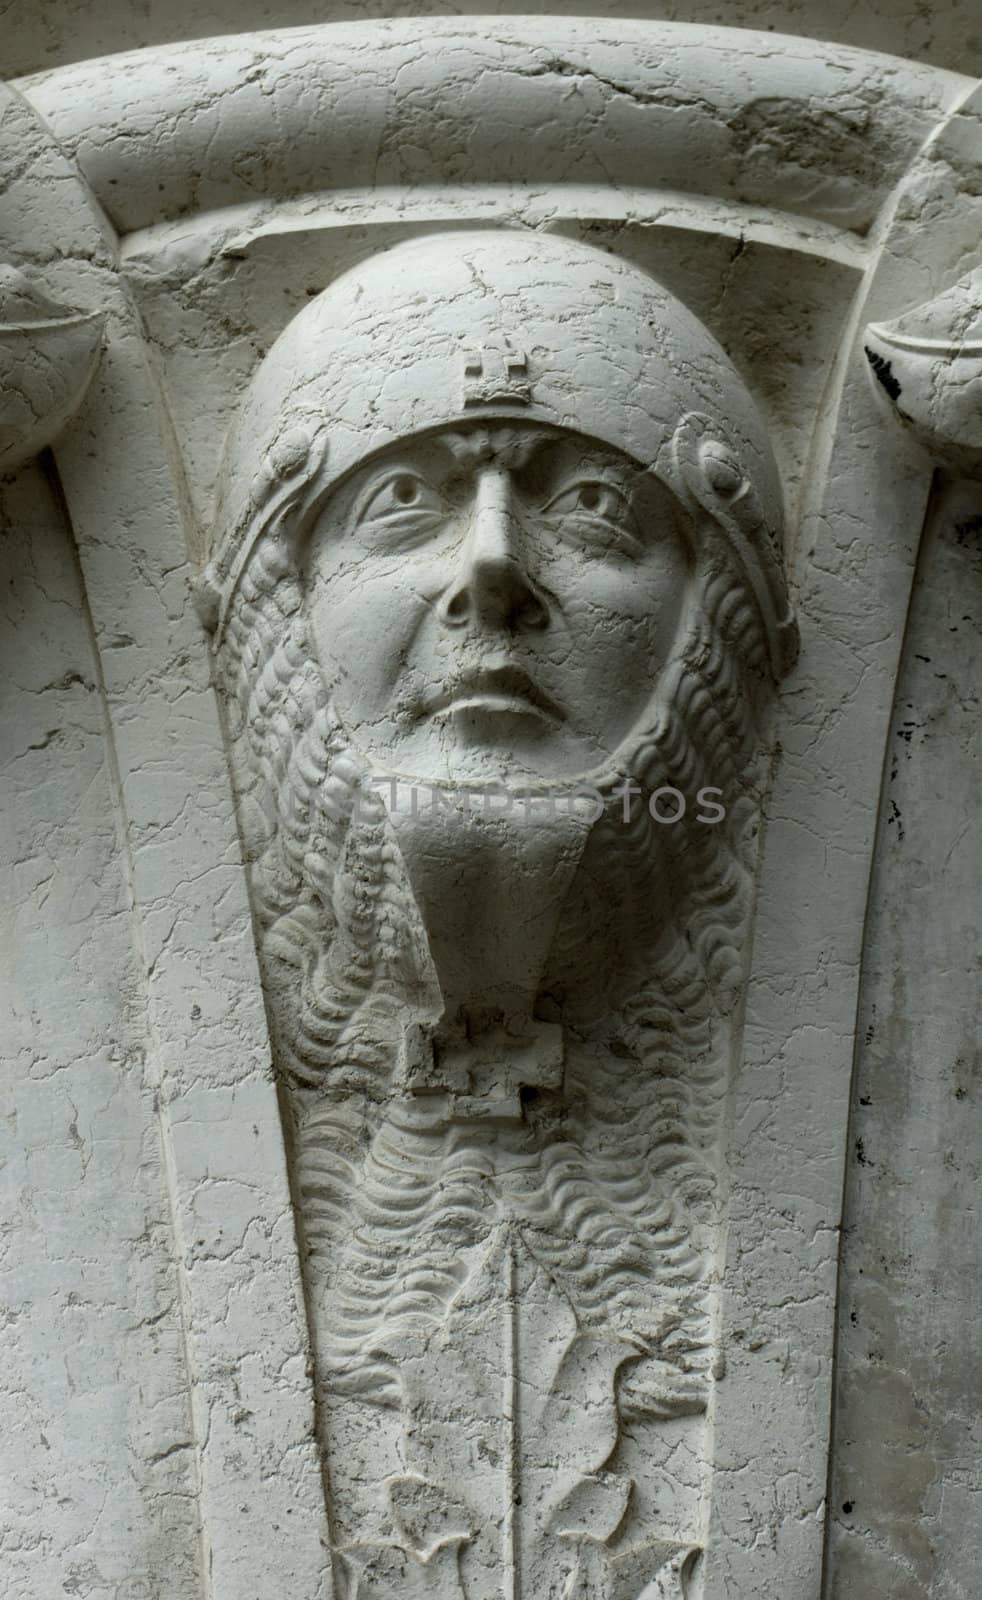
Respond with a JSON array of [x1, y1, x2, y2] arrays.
[[396, 722, 597, 791], [447, 706, 570, 768]]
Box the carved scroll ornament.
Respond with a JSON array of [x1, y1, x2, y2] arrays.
[[204, 230, 797, 1600]]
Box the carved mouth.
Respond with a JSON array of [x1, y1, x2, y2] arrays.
[[428, 666, 564, 725]]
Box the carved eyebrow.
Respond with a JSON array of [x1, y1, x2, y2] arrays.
[[437, 424, 559, 470], [545, 452, 640, 484]]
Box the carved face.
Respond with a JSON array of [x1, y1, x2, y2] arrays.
[[303, 421, 692, 784]]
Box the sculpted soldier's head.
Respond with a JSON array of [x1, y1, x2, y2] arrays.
[[208, 232, 796, 1453], [210, 231, 796, 1072], [210, 230, 794, 800]]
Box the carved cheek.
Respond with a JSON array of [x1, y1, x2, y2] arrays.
[[558, 555, 688, 733], [410, 549, 468, 606], [628, 558, 690, 682], [559, 550, 687, 634], [309, 554, 444, 716]]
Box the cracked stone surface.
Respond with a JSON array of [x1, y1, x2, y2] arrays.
[[5, 0, 982, 83], [206, 226, 794, 1600], [0, 461, 202, 1600], [828, 476, 982, 1600], [0, 15, 979, 1600]]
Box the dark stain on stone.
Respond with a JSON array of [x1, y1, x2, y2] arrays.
[[864, 346, 902, 401], [887, 799, 905, 842], [953, 513, 982, 546]]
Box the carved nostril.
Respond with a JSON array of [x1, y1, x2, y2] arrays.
[[518, 590, 549, 631], [440, 570, 549, 633], [438, 564, 550, 632], [440, 588, 471, 626]]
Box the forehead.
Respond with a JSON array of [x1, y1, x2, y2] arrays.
[[340, 420, 646, 479]]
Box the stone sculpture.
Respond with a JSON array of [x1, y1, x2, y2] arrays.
[[4, 13, 981, 1596], [206, 229, 796, 1599], [865, 266, 982, 476], [0, 264, 103, 469]]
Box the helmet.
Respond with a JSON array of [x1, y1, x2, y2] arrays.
[[207, 229, 795, 673]]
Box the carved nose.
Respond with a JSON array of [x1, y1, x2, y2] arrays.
[[438, 470, 548, 632]]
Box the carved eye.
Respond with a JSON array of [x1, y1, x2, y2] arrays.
[[354, 470, 446, 542], [541, 478, 641, 553]]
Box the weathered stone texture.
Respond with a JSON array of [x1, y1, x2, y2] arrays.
[[0, 14, 978, 1600]]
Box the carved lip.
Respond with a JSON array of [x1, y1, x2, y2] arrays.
[[428, 665, 563, 724]]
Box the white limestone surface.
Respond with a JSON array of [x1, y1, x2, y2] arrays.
[[0, 459, 202, 1600], [206, 226, 796, 1600], [827, 474, 982, 1600], [0, 17, 978, 1600], [6, 0, 982, 84]]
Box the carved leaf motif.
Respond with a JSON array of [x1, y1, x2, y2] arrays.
[[551, 1487, 699, 1600], [387, 1473, 474, 1561], [634, 1547, 701, 1599], [548, 1473, 633, 1544], [389, 1224, 639, 1600], [337, 1478, 473, 1600], [340, 1536, 469, 1600]]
